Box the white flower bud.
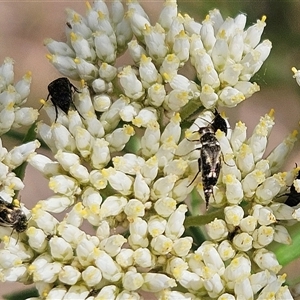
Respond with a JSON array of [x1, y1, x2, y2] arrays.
[[184, 14, 202, 35], [64, 284, 90, 300], [240, 216, 257, 233], [234, 277, 253, 300], [99, 62, 117, 82], [31, 206, 59, 235], [252, 225, 274, 248], [255, 175, 285, 205], [273, 225, 291, 245], [224, 205, 244, 226], [128, 40, 147, 64], [242, 169, 266, 198], [217, 293, 235, 300], [54, 150, 80, 171], [44, 38, 75, 57], [122, 269, 144, 291], [172, 237, 193, 257], [52, 123, 76, 152], [124, 199, 145, 219], [46, 54, 78, 79], [267, 130, 298, 173], [244, 16, 266, 49], [116, 248, 134, 268], [200, 84, 218, 108], [224, 254, 251, 283], [49, 174, 80, 197], [212, 38, 229, 70], [0, 57, 14, 86], [0, 249, 22, 269], [147, 216, 167, 238], [70, 32, 95, 60], [200, 17, 216, 51], [93, 94, 111, 112], [230, 121, 247, 152], [154, 197, 176, 218], [46, 286, 67, 300], [59, 265, 81, 285], [95, 221, 110, 241], [74, 57, 98, 81], [236, 144, 255, 176], [218, 240, 236, 261], [27, 227, 48, 253], [234, 81, 260, 99], [240, 40, 272, 80], [104, 167, 133, 195], [89, 170, 107, 190], [251, 204, 276, 226], [116, 17, 133, 52], [133, 248, 155, 268], [94, 285, 119, 299], [28, 153, 61, 177], [128, 217, 148, 248], [74, 85, 94, 116], [165, 205, 187, 239], [223, 174, 244, 205], [82, 266, 102, 287], [232, 232, 253, 251], [144, 24, 168, 61], [173, 30, 190, 63], [133, 107, 158, 128], [152, 174, 178, 200], [142, 273, 176, 292], [253, 249, 281, 273], [148, 83, 166, 107], [4, 140, 40, 169], [128, 8, 150, 38], [164, 89, 191, 112], [90, 138, 110, 169], [106, 125, 135, 152], [92, 78, 108, 93], [100, 195, 127, 218], [293, 67, 300, 86], [133, 172, 150, 203], [100, 234, 127, 257], [49, 236, 73, 262], [76, 238, 97, 267], [13, 107, 38, 128], [94, 31, 116, 64], [118, 66, 144, 100], [206, 218, 228, 241], [139, 55, 160, 87], [94, 249, 122, 282], [218, 86, 245, 107], [160, 54, 180, 81], [151, 235, 173, 255], [65, 202, 84, 227], [39, 196, 74, 213]]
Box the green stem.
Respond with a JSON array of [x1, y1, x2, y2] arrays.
[[180, 99, 203, 123], [184, 207, 225, 227]]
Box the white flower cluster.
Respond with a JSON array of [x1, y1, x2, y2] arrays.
[[0, 0, 298, 299], [0, 57, 38, 135], [0, 139, 40, 202], [0, 58, 39, 201]]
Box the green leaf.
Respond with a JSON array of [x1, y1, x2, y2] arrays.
[[3, 288, 38, 300]]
